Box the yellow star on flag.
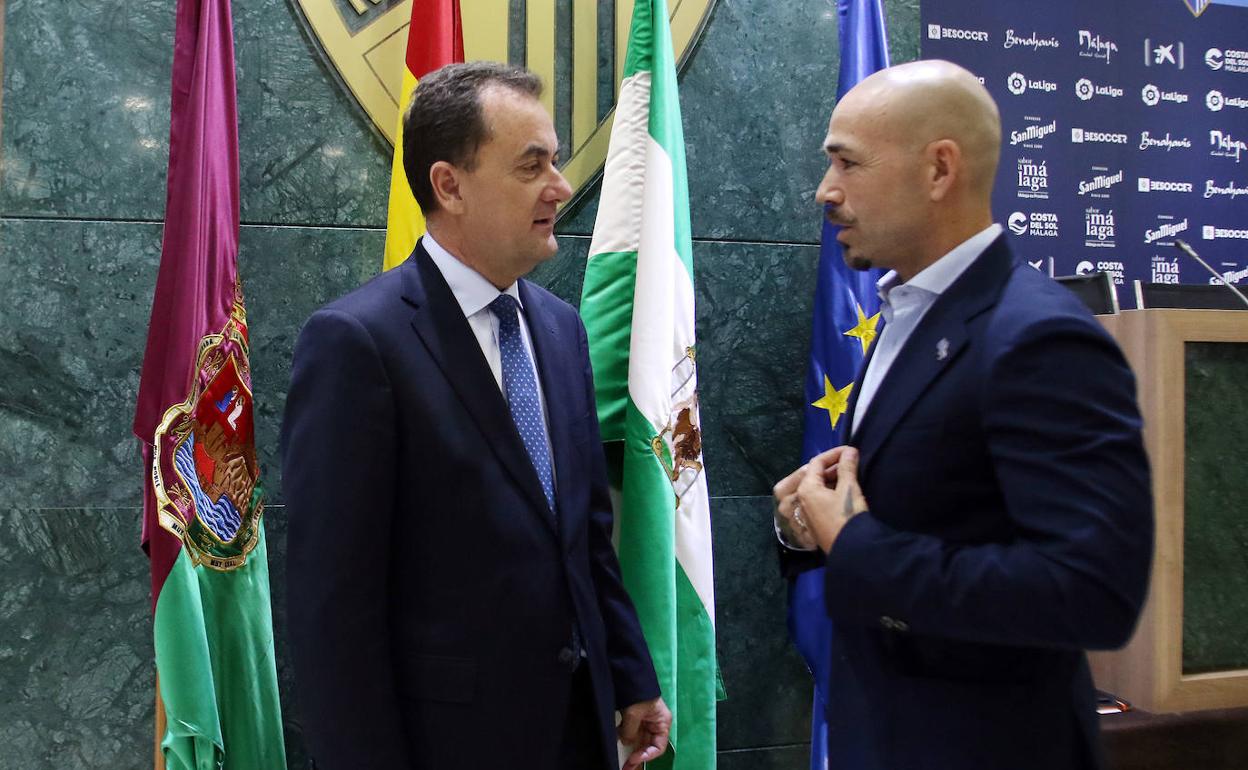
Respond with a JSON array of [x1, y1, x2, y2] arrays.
[[812, 375, 854, 430], [844, 303, 881, 355]]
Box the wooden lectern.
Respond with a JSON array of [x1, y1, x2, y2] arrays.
[[1092, 309, 1248, 713]]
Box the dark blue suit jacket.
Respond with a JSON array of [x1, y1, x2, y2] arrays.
[[823, 235, 1153, 769], [280, 243, 660, 770]]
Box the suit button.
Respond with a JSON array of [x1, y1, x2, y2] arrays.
[[880, 616, 908, 631], [557, 646, 578, 671]]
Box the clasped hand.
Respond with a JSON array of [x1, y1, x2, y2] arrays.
[[773, 445, 868, 553]]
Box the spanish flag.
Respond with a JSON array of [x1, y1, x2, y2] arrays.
[[383, 0, 464, 271]]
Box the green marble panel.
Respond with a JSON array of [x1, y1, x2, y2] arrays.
[[680, 0, 921, 243], [1, 0, 174, 220], [718, 744, 811, 770], [0, 217, 382, 510], [0, 218, 161, 509], [713, 496, 816, 750], [0, 507, 154, 770], [1182, 341, 1248, 675], [1, 0, 391, 227]]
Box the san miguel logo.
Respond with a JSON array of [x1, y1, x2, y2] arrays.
[[151, 285, 263, 571], [291, 0, 715, 209]]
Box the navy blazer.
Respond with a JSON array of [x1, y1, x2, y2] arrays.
[[281, 243, 660, 770], [823, 235, 1153, 769]]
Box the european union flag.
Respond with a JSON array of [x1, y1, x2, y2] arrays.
[[787, 1, 890, 767]]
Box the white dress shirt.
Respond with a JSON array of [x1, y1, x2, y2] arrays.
[[422, 234, 555, 464], [850, 223, 1003, 435], [777, 223, 1004, 551]]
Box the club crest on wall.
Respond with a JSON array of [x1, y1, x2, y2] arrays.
[[291, 0, 716, 207]]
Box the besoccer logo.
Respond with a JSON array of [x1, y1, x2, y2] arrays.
[[1007, 72, 1028, 95], [1142, 84, 1161, 106], [1206, 48, 1224, 70], [1208, 90, 1225, 111], [1076, 78, 1095, 101]]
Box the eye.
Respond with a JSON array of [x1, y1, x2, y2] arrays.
[[838, 157, 858, 170]]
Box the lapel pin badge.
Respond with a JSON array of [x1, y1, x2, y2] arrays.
[[936, 338, 950, 361]]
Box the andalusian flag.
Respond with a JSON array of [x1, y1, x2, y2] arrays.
[[382, 0, 464, 271], [581, 1, 722, 767], [133, 0, 285, 767]]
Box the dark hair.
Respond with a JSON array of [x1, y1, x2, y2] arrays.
[[401, 61, 543, 212]]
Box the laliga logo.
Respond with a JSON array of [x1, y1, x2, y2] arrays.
[[1076, 261, 1095, 275], [1008, 73, 1028, 95], [1008, 212, 1029, 234], [1076, 79, 1094, 100], [1207, 48, 1224, 69], [1142, 84, 1161, 105], [1208, 90, 1225, 110]]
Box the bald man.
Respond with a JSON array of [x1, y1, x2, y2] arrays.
[[773, 60, 1152, 769]]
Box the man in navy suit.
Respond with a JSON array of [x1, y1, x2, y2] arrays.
[[282, 62, 670, 770], [774, 60, 1153, 769]]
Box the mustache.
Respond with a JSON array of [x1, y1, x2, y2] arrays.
[[823, 204, 854, 227]]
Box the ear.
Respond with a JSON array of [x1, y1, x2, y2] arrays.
[[926, 139, 961, 202], [429, 160, 465, 214]]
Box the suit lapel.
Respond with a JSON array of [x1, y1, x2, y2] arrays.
[[851, 235, 1016, 467], [402, 245, 557, 534], [518, 281, 578, 545]]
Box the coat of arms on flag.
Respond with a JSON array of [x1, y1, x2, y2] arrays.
[[151, 282, 264, 571]]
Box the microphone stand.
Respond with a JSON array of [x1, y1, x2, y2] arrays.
[[1173, 239, 1248, 309]]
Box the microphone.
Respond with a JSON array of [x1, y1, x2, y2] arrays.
[[1173, 239, 1248, 309]]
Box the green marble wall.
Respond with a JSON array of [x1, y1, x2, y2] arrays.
[[1182, 342, 1248, 675], [0, 0, 920, 767]]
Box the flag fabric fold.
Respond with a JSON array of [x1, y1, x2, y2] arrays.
[[790, 1, 890, 768], [581, 1, 722, 767], [134, 0, 285, 766], [382, 0, 464, 271]]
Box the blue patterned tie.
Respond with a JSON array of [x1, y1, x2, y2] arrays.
[[489, 293, 556, 513]]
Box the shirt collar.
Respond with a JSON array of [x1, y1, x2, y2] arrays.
[[423, 233, 522, 317], [876, 223, 1003, 302]]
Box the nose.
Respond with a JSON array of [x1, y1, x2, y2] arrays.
[[816, 166, 844, 208], [547, 167, 574, 204]]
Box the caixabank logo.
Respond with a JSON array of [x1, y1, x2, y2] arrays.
[[292, 0, 715, 205], [1144, 39, 1186, 68]]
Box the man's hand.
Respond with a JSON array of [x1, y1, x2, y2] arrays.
[[775, 446, 869, 554], [773, 462, 819, 550], [618, 696, 671, 770]]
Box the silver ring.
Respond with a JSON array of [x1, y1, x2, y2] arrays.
[[793, 503, 807, 529]]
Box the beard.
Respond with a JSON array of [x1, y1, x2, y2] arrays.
[[844, 252, 873, 271]]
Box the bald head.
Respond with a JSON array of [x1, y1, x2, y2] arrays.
[[840, 60, 1001, 198], [816, 60, 1002, 279]]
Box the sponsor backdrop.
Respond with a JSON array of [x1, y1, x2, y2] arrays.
[[923, 0, 1248, 305]]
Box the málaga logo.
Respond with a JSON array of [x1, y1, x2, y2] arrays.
[[151, 284, 263, 571], [292, 0, 715, 206]]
